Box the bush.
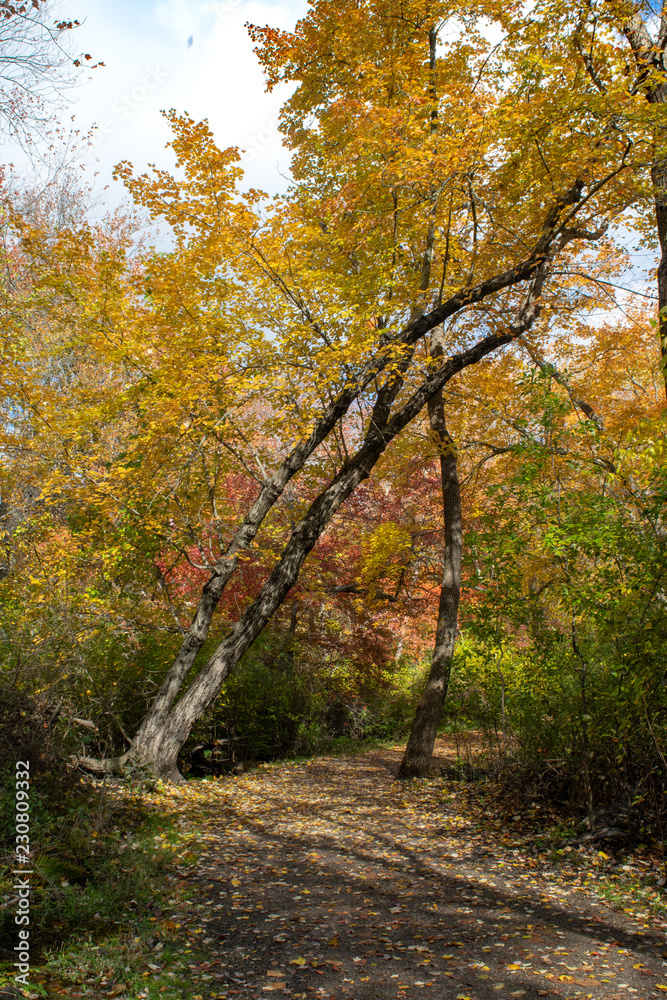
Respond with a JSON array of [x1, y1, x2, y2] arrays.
[[449, 400, 667, 840], [178, 635, 427, 773]]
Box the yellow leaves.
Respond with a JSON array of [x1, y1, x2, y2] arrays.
[[114, 111, 258, 255], [290, 956, 307, 966], [358, 521, 412, 597]]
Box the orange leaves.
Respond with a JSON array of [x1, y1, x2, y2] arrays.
[[246, 23, 295, 92]]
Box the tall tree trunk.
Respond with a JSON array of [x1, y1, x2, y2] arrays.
[[652, 161, 667, 398], [398, 350, 461, 779], [131, 375, 391, 749], [396, 26, 459, 782]]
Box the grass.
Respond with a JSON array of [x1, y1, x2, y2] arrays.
[[0, 775, 215, 1000], [36, 928, 214, 1000], [292, 732, 403, 760]]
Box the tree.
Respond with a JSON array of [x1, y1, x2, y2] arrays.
[[496, 0, 667, 392], [622, 1, 667, 396], [450, 311, 666, 816], [0, 0, 91, 142], [396, 0, 667, 777], [1, 0, 660, 782], [397, 335, 463, 778]]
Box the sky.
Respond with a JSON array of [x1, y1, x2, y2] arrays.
[[2, 0, 310, 206]]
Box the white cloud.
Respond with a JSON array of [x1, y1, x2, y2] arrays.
[[1, 0, 307, 205]]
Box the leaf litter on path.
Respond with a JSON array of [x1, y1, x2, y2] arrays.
[[143, 742, 667, 999]]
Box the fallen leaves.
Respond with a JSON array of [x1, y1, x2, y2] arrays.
[[100, 741, 667, 1000]]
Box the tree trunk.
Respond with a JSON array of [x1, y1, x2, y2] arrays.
[[652, 161, 667, 399], [623, 12, 667, 399], [131, 379, 386, 747], [125, 727, 187, 784], [398, 355, 462, 779]]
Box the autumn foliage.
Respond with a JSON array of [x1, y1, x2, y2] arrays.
[[0, 0, 665, 820]]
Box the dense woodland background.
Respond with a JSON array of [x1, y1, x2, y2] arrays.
[[0, 0, 667, 973]]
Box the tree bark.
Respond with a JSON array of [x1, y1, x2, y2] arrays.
[[398, 346, 461, 779], [651, 162, 667, 398], [624, 10, 667, 399]]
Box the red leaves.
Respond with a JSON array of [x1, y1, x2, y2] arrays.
[[73, 54, 100, 70]]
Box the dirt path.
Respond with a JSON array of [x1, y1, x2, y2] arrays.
[[169, 744, 667, 999]]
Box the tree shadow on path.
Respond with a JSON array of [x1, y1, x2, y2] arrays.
[[179, 749, 667, 1000]]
